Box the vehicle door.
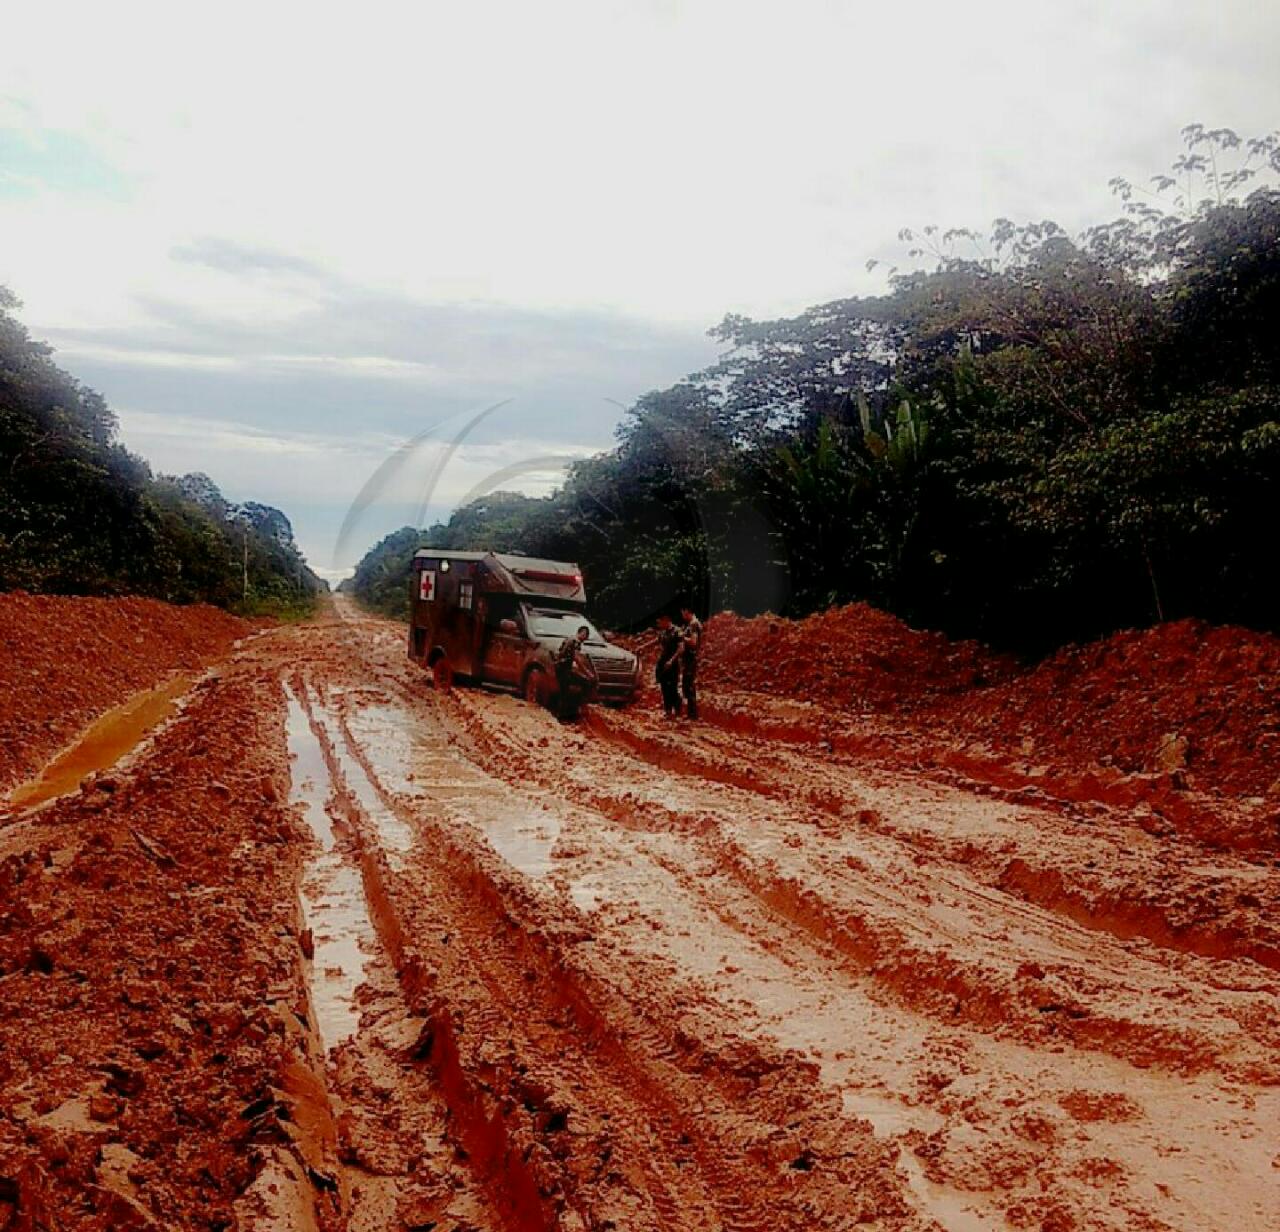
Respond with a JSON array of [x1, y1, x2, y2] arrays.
[[479, 597, 525, 686]]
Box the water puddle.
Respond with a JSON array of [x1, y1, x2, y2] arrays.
[[345, 696, 569, 882], [837, 1091, 993, 1229], [311, 707, 414, 870], [351, 701, 493, 802], [7, 673, 197, 811], [477, 807, 562, 878], [569, 874, 606, 912], [895, 1153, 996, 1232], [345, 703, 432, 799], [303, 864, 373, 1049], [286, 685, 376, 1051], [842, 1091, 916, 1133]]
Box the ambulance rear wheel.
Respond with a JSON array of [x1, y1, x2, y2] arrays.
[[523, 666, 548, 708], [432, 656, 454, 691]]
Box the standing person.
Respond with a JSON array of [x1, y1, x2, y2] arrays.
[[554, 625, 595, 720], [679, 605, 703, 720], [655, 613, 683, 718]]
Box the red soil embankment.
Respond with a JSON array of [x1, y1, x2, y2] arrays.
[[944, 619, 1280, 797], [0, 593, 250, 792], [653, 605, 1279, 801], [699, 604, 1015, 709], [0, 669, 324, 1230]]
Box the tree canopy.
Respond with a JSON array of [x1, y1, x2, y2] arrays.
[[356, 126, 1279, 650], [0, 289, 325, 614]]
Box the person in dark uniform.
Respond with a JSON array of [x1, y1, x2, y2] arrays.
[[554, 625, 595, 719], [655, 613, 683, 718], [679, 605, 703, 720]]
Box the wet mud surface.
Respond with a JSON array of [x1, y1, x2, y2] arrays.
[[0, 592, 251, 794], [2, 596, 1278, 1229]]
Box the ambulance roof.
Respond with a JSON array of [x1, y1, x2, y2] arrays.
[[412, 549, 580, 574]]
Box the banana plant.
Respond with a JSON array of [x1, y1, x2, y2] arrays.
[[857, 390, 930, 468]]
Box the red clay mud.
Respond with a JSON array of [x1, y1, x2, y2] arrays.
[[0, 662, 325, 1230], [692, 604, 1015, 710], [0, 592, 250, 793], [942, 617, 1280, 798], [630, 606, 1280, 807], [3, 593, 1278, 1229]]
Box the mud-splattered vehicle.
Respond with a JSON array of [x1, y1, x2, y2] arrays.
[[407, 549, 640, 711]]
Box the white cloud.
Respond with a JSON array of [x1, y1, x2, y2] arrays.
[[116, 405, 598, 571], [3, 0, 1278, 569], [6, 2, 1279, 327], [53, 343, 446, 381]]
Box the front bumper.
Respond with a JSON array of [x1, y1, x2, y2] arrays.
[[588, 659, 640, 703]]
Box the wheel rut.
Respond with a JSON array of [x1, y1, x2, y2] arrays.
[[266, 600, 1280, 1232], [298, 672, 926, 1232]]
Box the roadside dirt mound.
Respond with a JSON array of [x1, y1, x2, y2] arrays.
[[0, 592, 250, 793], [0, 669, 322, 1230], [946, 618, 1280, 798], [699, 604, 1014, 710], [630, 604, 1278, 803]]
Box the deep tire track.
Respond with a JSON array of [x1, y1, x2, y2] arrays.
[[298, 667, 920, 1232], [586, 706, 1280, 975], [443, 688, 1280, 1085], [315, 600, 1280, 1231]]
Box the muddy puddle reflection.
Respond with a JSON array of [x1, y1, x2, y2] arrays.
[[475, 806, 561, 878], [343, 702, 430, 798], [313, 705, 415, 869], [8, 673, 197, 811], [286, 685, 376, 1052], [349, 696, 567, 882]]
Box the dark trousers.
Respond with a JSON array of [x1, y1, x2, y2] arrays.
[[681, 657, 698, 719], [556, 665, 577, 718], [657, 669, 680, 716]]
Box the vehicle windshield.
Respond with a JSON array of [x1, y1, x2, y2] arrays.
[[527, 609, 603, 642]]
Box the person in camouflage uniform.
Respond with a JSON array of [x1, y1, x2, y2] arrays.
[[679, 606, 703, 720], [554, 625, 595, 719], [655, 613, 683, 718]]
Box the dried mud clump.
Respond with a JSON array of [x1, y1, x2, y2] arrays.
[[0, 593, 251, 791]]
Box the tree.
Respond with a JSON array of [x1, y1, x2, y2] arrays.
[[347, 127, 1280, 648], [0, 288, 325, 612]]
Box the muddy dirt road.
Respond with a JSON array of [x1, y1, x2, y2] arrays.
[[3, 596, 1278, 1231]]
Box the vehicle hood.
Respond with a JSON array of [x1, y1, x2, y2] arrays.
[[532, 636, 637, 670], [584, 641, 637, 664]]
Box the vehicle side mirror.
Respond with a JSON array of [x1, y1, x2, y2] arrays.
[[498, 618, 519, 634]]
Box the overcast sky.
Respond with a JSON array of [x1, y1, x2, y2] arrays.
[[3, 1, 1278, 579]]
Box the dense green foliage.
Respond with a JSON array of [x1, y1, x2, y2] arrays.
[[0, 289, 324, 614], [353, 128, 1280, 650]]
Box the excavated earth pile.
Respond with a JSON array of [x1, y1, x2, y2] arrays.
[[696, 605, 1016, 711], [942, 618, 1280, 799], [2, 593, 1278, 1230], [633, 606, 1279, 848], [0, 593, 251, 792]]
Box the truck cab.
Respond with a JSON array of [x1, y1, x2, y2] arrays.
[[408, 549, 640, 708]]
